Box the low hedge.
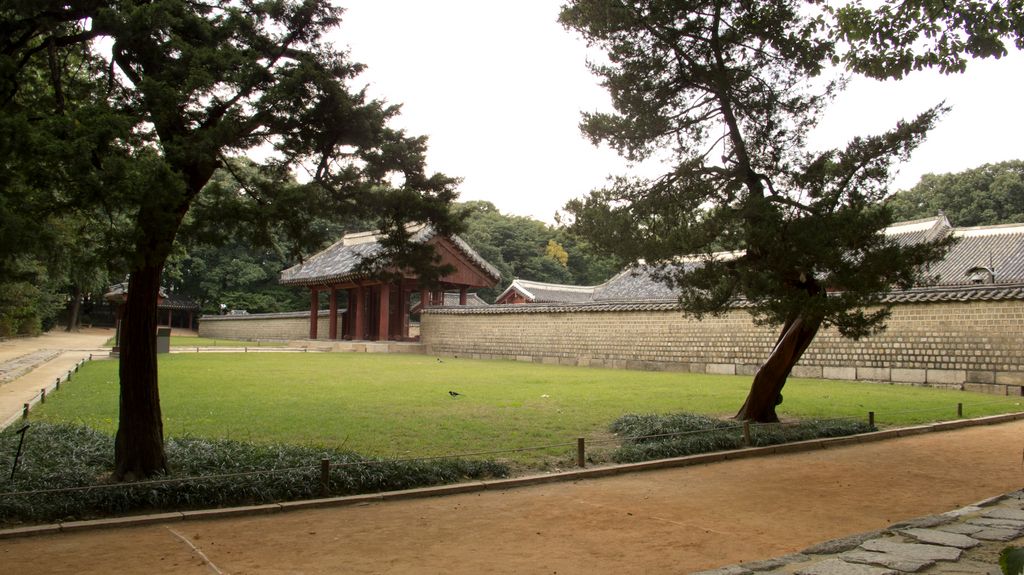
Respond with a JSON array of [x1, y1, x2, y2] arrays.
[[0, 423, 508, 526], [609, 412, 875, 463]]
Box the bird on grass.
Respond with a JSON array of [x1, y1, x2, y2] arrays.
[[448, 390, 462, 398], [436, 358, 443, 363]]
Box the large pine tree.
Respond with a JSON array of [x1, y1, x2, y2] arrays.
[[560, 0, 959, 422], [1, 1, 459, 479]]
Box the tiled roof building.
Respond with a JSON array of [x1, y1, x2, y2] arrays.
[[279, 223, 499, 341]]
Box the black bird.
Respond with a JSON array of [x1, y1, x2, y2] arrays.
[[448, 390, 462, 398], [437, 358, 443, 363]]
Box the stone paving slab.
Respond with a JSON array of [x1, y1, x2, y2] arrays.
[[897, 528, 980, 549], [795, 557, 897, 575], [967, 517, 1024, 530], [839, 549, 934, 572], [934, 523, 984, 535], [973, 526, 1021, 541], [858, 539, 963, 562], [983, 507, 1024, 521]]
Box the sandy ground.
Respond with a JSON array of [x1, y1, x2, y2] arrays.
[[2, 419, 1022, 574], [0, 328, 113, 426]]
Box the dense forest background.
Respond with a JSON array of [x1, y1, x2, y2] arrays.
[[3, 160, 1022, 335]]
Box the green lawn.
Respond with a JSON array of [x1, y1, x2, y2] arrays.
[[31, 353, 1023, 466]]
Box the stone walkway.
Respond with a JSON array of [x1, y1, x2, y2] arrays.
[[0, 350, 63, 385], [0, 329, 111, 429], [698, 490, 1024, 574]]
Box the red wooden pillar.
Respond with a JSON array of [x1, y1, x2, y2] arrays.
[[459, 286, 467, 306], [400, 287, 411, 340], [420, 289, 429, 311], [351, 286, 364, 340], [328, 287, 338, 340], [377, 283, 391, 341], [187, 311, 193, 330], [309, 287, 319, 340], [166, 308, 173, 327], [342, 289, 352, 339]]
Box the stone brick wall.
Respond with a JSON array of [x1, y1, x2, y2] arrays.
[[199, 311, 343, 341], [421, 300, 1024, 395]]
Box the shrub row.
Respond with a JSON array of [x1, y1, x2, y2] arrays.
[[609, 412, 875, 463], [0, 423, 508, 526]]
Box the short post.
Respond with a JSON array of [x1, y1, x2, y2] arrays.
[[320, 458, 330, 496], [576, 437, 586, 468], [868, 411, 875, 428], [742, 421, 751, 446], [40, 389, 45, 403], [957, 403, 963, 418], [55, 377, 60, 390], [67, 370, 72, 381], [22, 403, 29, 419], [88, 353, 92, 360]]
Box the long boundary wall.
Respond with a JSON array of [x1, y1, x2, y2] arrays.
[[421, 299, 1024, 396], [199, 310, 343, 341], [198, 311, 421, 342]]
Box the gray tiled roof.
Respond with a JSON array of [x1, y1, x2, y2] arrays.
[[280, 224, 501, 286], [592, 267, 680, 301], [928, 225, 1024, 285], [160, 292, 201, 311], [453, 217, 1024, 313], [883, 215, 953, 247], [497, 279, 598, 303]]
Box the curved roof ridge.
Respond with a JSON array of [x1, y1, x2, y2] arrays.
[[953, 222, 1024, 236]]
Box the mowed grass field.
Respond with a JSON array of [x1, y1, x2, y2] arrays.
[[30, 353, 1024, 465]]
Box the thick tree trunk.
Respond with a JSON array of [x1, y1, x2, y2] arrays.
[[114, 264, 168, 480], [65, 285, 82, 332], [735, 312, 823, 423]]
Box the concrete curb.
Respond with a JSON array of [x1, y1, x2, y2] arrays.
[[1, 410, 1023, 539]]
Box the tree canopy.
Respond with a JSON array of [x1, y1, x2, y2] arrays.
[[457, 201, 624, 301], [887, 160, 1024, 226], [1, 0, 459, 478], [557, 0, 1015, 421], [833, 0, 1024, 79]]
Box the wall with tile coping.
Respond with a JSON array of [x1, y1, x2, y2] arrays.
[[421, 299, 1024, 396], [199, 311, 343, 341]]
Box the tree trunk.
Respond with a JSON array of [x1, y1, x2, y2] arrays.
[[65, 285, 82, 332], [114, 264, 168, 480], [735, 312, 822, 423]]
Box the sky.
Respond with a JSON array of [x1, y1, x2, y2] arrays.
[[336, 1, 1024, 224]]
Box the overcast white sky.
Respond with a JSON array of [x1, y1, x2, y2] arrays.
[[337, 1, 1024, 224]]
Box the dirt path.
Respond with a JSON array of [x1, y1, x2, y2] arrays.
[[2, 419, 1022, 574]]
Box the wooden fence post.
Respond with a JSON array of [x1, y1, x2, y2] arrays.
[[576, 438, 585, 468], [320, 458, 331, 496]]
